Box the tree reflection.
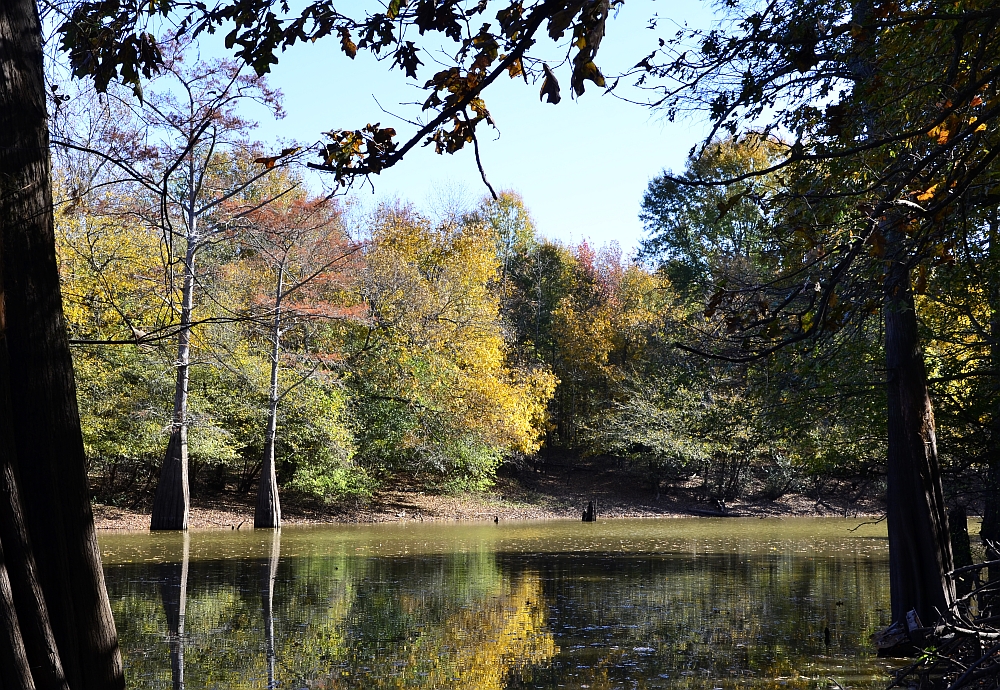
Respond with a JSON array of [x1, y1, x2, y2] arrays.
[[259, 529, 280, 689], [156, 532, 188, 690], [106, 530, 893, 690]]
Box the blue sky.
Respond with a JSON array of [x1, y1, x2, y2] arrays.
[[227, 1, 720, 252]]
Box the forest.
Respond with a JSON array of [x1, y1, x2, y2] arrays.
[[52, 75, 887, 515], [4, 0, 1000, 688], [53, 62, 988, 532]]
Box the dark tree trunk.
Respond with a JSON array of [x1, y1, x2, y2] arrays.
[[0, 0, 125, 686], [0, 540, 35, 690], [981, 216, 1000, 584], [884, 256, 955, 626], [151, 429, 189, 531], [0, 336, 67, 690]]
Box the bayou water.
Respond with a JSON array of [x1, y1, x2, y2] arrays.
[[99, 517, 908, 689]]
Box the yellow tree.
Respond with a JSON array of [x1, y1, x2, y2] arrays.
[[350, 203, 555, 487]]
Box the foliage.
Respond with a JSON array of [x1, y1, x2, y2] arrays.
[[345, 203, 556, 490], [58, 0, 624, 189]]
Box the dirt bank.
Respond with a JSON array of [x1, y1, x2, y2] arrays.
[[92, 459, 884, 531]]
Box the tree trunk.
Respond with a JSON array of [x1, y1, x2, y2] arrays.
[[0, 539, 35, 690], [151, 239, 196, 531], [255, 265, 283, 529], [981, 215, 1000, 584], [883, 255, 955, 626], [0, 336, 67, 690], [0, 0, 125, 687]]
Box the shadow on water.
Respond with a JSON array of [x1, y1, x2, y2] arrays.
[[102, 519, 902, 689]]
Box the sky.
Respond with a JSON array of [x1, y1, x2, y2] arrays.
[[209, 1, 720, 253]]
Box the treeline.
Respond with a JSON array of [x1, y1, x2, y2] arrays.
[[55, 56, 991, 516], [59, 177, 888, 509]]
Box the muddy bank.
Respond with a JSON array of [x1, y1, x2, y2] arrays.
[[93, 459, 884, 531]]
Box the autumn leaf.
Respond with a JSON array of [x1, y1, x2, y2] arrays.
[[539, 64, 561, 104], [915, 184, 937, 202], [507, 57, 523, 79], [387, 0, 404, 20], [338, 28, 357, 59]]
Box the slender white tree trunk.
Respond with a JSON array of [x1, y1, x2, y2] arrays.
[[255, 264, 284, 528]]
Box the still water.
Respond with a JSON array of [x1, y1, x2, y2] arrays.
[[99, 518, 903, 690]]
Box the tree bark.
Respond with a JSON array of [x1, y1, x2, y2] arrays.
[[884, 255, 955, 626], [255, 265, 284, 529], [0, 543, 35, 690], [981, 215, 1000, 584], [0, 337, 67, 690], [0, 0, 125, 686]]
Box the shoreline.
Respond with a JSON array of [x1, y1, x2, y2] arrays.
[[92, 472, 885, 532]]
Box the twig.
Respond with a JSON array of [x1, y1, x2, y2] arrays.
[[848, 514, 887, 532]]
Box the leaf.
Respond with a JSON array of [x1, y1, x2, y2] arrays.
[[716, 190, 749, 220], [915, 184, 937, 202], [539, 64, 561, 104], [387, 0, 405, 20], [338, 28, 357, 59], [704, 288, 725, 318], [867, 230, 886, 257], [393, 41, 423, 79], [507, 57, 523, 79], [575, 61, 605, 91]]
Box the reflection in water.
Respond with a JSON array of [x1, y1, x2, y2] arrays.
[[157, 531, 188, 690], [101, 519, 901, 689], [260, 530, 279, 690]]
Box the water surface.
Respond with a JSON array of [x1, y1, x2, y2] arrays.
[[100, 518, 902, 689]]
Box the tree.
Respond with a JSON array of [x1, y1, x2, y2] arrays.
[[640, 135, 786, 293], [55, 41, 293, 530], [346, 203, 555, 487], [5, 0, 628, 683], [0, 0, 124, 685], [233, 192, 356, 528], [632, 0, 1000, 628]]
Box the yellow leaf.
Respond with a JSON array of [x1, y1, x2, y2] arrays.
[[506, 57, 522, 79]]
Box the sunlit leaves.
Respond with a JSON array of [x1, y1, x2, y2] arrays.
[[346, 203, 555, 484], [58, 0, 623, 186]]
